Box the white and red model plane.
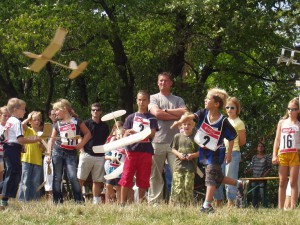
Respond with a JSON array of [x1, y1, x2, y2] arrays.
[[23, 28, 88, 79]]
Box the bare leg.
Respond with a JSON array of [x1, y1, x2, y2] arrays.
[[278, 166, 289, 209], [138, 188, 146, 203], [105, 184, 116, 203], [116, 186, 121, 204], [205, 185, 216, 202], [222, 176, 237, 186], [215, 199, 223, 207], [120, 186, 129, 205], [93, 182, 103, 197], [289, 165, 299, 209], [284, 196, 291, 209]]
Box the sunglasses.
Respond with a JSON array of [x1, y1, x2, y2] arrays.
[[287, 108, 298, 111], [91, 109, 101, 112], [225, 106, 235, 110]]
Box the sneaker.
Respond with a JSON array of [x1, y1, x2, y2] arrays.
[[92, 197, 102, 205], [237, 180, 249, 199], [200, 206, 215, 214]]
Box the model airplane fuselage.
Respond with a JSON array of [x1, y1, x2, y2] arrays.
[[24, 28, 88, 79]]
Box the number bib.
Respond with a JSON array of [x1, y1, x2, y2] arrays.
[[132, 115, 150, 142], [279, 126, 298, 154], [59, 123, 77, 150], [110, 148, 126, 167], [194, 122, 221, 151]]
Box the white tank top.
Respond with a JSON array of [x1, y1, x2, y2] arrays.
[[279, 120, 300, 154]]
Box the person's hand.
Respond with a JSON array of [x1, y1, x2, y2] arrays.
[[178, 153, 187, 161], [27, 112, 34, 121], [272, 156, 278, 165], [75, 143, 84, 150], [35, 136, 42, 143], [186, 153, 192, 161], [46, 155, 51, 164], [170, 121, 181, 129], [225, 154, 232, 164], [125, 129, 136, 136]]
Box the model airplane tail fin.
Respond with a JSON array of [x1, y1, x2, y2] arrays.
[[69, 61, 78, 69], [68, 61, 88, 79]]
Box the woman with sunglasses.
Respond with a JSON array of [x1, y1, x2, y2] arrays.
[[214, 97, 246, 207], [272, 97, 300, 210]]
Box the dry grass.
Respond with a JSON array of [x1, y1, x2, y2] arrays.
[[0, 199, 299, 225]]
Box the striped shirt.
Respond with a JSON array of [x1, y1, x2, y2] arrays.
[[251, 154, 272, 178]]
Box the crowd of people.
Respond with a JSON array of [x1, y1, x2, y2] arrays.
[[0, 71, 299, 213]]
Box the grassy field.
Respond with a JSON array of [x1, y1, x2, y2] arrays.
[[0, 199, 300, 225]]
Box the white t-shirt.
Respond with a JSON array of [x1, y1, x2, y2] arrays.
[[4, 116, 23, 144]]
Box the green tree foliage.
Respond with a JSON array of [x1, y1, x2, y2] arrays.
[[0, 1, 299, 166]]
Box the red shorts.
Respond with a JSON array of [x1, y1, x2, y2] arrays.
[[118, 151, 152, 189]]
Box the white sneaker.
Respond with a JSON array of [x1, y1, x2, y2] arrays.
[[93, 197, 102, 205]]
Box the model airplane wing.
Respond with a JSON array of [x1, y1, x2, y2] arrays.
[[104, 163, 124, 180], [93, 127, 152, 153], [25, 28, 67, 73]]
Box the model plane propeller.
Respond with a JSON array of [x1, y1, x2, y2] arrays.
[[23, 28, 88, 79]]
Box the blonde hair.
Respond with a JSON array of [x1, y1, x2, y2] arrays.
[[227, 97, 241, 115], [29, 111, 42, 121], [111, 121, 124, 136], [0, 106, 9, 115], [283, 97, 300, 121], [52, 99, 78, 118], [7, 98, 26, 114], [207, 88, 228, 109]]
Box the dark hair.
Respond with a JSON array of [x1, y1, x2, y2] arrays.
[[137, 90, 150, 99], [48, 108, 54, 116], [91, 102, 102, 110], [258, 141, 265, 148], [257, 141, 265, 153]]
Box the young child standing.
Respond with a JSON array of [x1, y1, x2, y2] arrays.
[[170, 112, 199, 206], [105, 126, 126, 203], [119, 90, 159, 205], [171, 88, 245, 213], [1, 98, 41, 209], [19, 111, 45, 201], [46, 98, 91, 204], [272, 97, 300, 209]]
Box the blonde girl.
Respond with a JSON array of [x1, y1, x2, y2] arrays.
[[46, 99, 91, 204], [272, 97, 300, 209], [215, 97, 246, 207], [105, 125, 126, 203], [19, 111, 45, 201]]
